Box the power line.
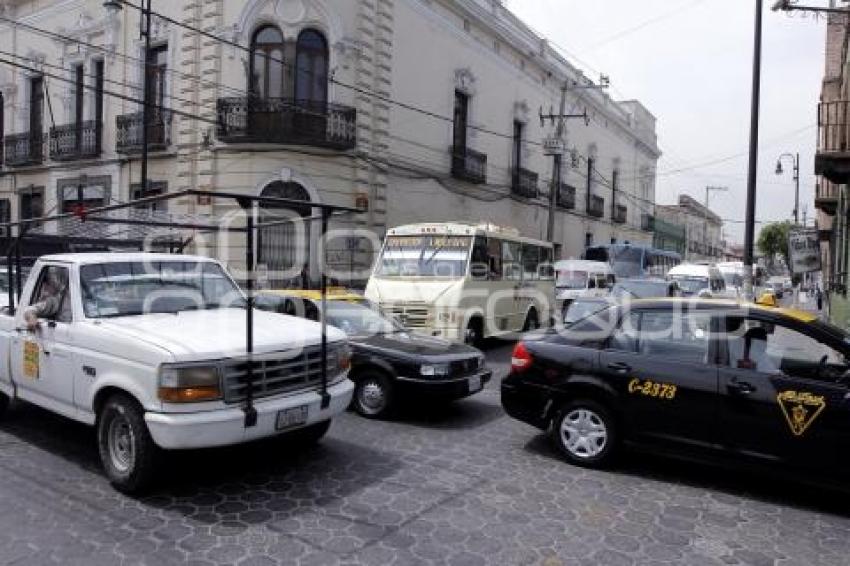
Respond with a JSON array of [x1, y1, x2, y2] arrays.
[[589, 0, 710, 50]]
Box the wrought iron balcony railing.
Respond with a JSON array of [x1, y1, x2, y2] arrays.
[[217, 98, 357, 150], [4, 132, 43, 167], [556, 183, 576, 209], [588, 195, 604, 218], [614, 204, 628, 224], [116, 110, 173, 153], [49, 120, 101, 161], [815, 177, 839, 215], [450, 146, 487, 184], [511, 167, 538, 198]]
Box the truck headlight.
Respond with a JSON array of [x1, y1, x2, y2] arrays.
[[326, 345, 352, 374], [420, 363, 450, 377], [158, 364, 222, 403]]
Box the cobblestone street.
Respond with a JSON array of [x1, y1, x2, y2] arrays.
[[2, 342, 850, 566]]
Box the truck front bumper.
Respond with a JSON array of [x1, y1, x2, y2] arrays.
[[145, 379, 354, 450]]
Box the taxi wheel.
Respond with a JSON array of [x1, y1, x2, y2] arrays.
[[287, 420, 331, 446], [550, 399, 618, 468], [353, 373, 394, 419], [97, 394, 159, 494]]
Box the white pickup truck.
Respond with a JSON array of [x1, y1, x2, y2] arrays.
[[0, 253, 354, 492]]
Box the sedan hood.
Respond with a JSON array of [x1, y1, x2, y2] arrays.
[[353, 331, 480, 360], [97, 308, 346, 361]]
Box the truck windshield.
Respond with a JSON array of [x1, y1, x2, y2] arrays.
[[80, 261, 245, 318], [375, 235, 472, 278]]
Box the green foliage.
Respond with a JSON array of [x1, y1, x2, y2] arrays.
[[757, 221, 793, 267]]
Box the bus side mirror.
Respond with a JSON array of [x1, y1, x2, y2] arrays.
[[470, 263, 489, 281]]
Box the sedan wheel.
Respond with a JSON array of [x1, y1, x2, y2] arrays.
[[551, 400, 618, 468], [354, 375, 394, 418]]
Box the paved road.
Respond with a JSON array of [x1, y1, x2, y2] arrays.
[[3, 340, 850, 565]]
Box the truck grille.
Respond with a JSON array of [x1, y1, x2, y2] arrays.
[[222, 346, 328, 403], [386, 303, 431, 329]]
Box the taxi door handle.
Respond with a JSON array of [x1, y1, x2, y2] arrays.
[[607, 362, 631, 375], [728, 380, 755, 395]]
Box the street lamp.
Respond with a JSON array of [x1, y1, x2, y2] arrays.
[[775, 152, 800, 224], [102, 0, 123, 12]]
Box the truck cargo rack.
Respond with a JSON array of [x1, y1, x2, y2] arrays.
[[1, 189, 364, 427]]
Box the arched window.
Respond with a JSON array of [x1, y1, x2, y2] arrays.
[[250, 25, 285, 99], [259, 181, 312, 286], [294, 29, 328, 105]]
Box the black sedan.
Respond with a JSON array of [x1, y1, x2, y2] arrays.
[[502, 298, 850, 479], [255, 292, 491, 418]]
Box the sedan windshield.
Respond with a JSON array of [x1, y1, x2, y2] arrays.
[[80, 261, 245, 318], [325, 301, 402, 336], [565, 300, 610, 326]]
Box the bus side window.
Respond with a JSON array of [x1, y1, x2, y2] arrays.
[[522, 245, 540, 281], [488, 238, 503, 281], [471, 237, 489, 280], [538, 247, 554, 280], [503, 242, 522, 281]]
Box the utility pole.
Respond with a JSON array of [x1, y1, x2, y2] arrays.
[[705, 186, 728, 260], [540, 76, 608, 246], [104, 0, 152, 195], [546, 85, 568, 244], [743, 0, 764, 299], [776, 152, 800, 224]]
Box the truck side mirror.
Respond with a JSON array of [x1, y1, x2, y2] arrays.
[[470, 263, 489, 281]]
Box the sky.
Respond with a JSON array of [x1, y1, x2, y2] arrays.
[[504, 0, 827, 244]]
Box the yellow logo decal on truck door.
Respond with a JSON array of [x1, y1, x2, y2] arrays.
[[777, 390, 826, 437], [23, 341, 39, 380]]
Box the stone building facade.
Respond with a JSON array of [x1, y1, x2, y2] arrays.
[[656, 195, 723, 263], [0, 0, 661, 285]]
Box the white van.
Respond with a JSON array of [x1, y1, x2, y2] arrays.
[[667, 263, 731, 299], [554, 260, 615, 312], [717, 262, 745, 298]]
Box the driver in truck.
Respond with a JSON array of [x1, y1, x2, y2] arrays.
[[24, 269, 67, 330]]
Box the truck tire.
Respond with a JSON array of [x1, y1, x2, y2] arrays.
[[287, 419, 332, 446], [550, 399, 619, 469], [97, 394, 159, 494]]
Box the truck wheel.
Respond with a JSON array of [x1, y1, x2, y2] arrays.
[[550, 399, 618, 468], [97, 394, 159, 494], [287, 420, 331, 446], [352, 373, 394, 419]]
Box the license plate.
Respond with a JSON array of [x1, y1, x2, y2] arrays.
[[275, 406, 309, 430], [468, 375, 483, 393]]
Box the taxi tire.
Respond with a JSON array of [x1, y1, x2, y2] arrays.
[[97, 394, 159, 495], [550, 399, 618, 469]]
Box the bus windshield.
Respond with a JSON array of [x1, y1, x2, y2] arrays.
[[375, 235, 472, 278]]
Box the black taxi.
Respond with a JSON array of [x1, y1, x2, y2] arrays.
[[502, 298, 850, 476]]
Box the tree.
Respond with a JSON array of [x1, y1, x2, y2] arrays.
[[757, 221, 793, 269]]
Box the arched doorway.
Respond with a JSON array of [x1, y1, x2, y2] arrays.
[[258, 181, 312, 287]]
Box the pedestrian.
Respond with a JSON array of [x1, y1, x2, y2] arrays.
[[817, 286, 823, 311]]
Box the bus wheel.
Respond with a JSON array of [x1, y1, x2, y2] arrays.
[[465, 318, 484, 347], [523, 309, 540, 332]]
